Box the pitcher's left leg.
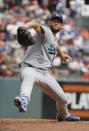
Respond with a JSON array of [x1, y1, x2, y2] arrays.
[[44, 75, 69, 119], [43, 72, 80, 121], [36, 71, 69, 118]]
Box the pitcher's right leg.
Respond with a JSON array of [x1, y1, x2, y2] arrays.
[[14, 67, 36, 112]]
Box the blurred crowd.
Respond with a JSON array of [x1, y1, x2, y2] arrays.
[[0, 0, 89, 80]]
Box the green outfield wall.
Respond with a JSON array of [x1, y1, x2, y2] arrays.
[[0, 77, 42, 118], [0, 77, 89, 119]]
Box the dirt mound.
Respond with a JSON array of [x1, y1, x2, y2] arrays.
[[0, 119, 89, 131]]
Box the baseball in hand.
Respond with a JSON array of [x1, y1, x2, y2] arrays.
[[66, 59, 71, 64]]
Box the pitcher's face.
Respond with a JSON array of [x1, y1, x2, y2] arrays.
[[49, 19, 63, 33]]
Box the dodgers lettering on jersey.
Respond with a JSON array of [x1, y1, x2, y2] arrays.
[[48, 44, 56, 55], [21, 25, 58, 69]]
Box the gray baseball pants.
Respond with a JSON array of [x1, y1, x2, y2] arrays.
[[20, 67, 69, 118]]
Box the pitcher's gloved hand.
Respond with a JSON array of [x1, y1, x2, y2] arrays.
[[17, 27, 35, 46]]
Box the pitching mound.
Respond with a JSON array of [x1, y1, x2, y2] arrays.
[[0, 119, 89, 131]]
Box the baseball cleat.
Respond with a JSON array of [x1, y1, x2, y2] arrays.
[[14, 96, 27, 112], [57, 114, 80, 121]]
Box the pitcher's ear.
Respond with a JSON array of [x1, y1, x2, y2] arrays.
[[47, 21, 50, 26], [60, 24, 64, 32]]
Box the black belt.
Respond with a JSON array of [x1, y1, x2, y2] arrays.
[[24, 63, 47, 71]]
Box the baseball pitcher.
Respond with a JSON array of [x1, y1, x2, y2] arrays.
[[14, 14, 80, 121]]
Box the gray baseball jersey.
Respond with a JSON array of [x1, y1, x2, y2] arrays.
[[21, 25, 58, 69]]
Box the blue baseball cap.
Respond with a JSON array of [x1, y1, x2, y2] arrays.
[[50, 14, 63, 23]]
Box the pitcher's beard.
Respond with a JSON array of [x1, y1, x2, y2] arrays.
[[50, 26, 59, 33]]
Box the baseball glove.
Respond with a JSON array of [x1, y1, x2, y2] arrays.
[[17, 27, 35, 46]]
